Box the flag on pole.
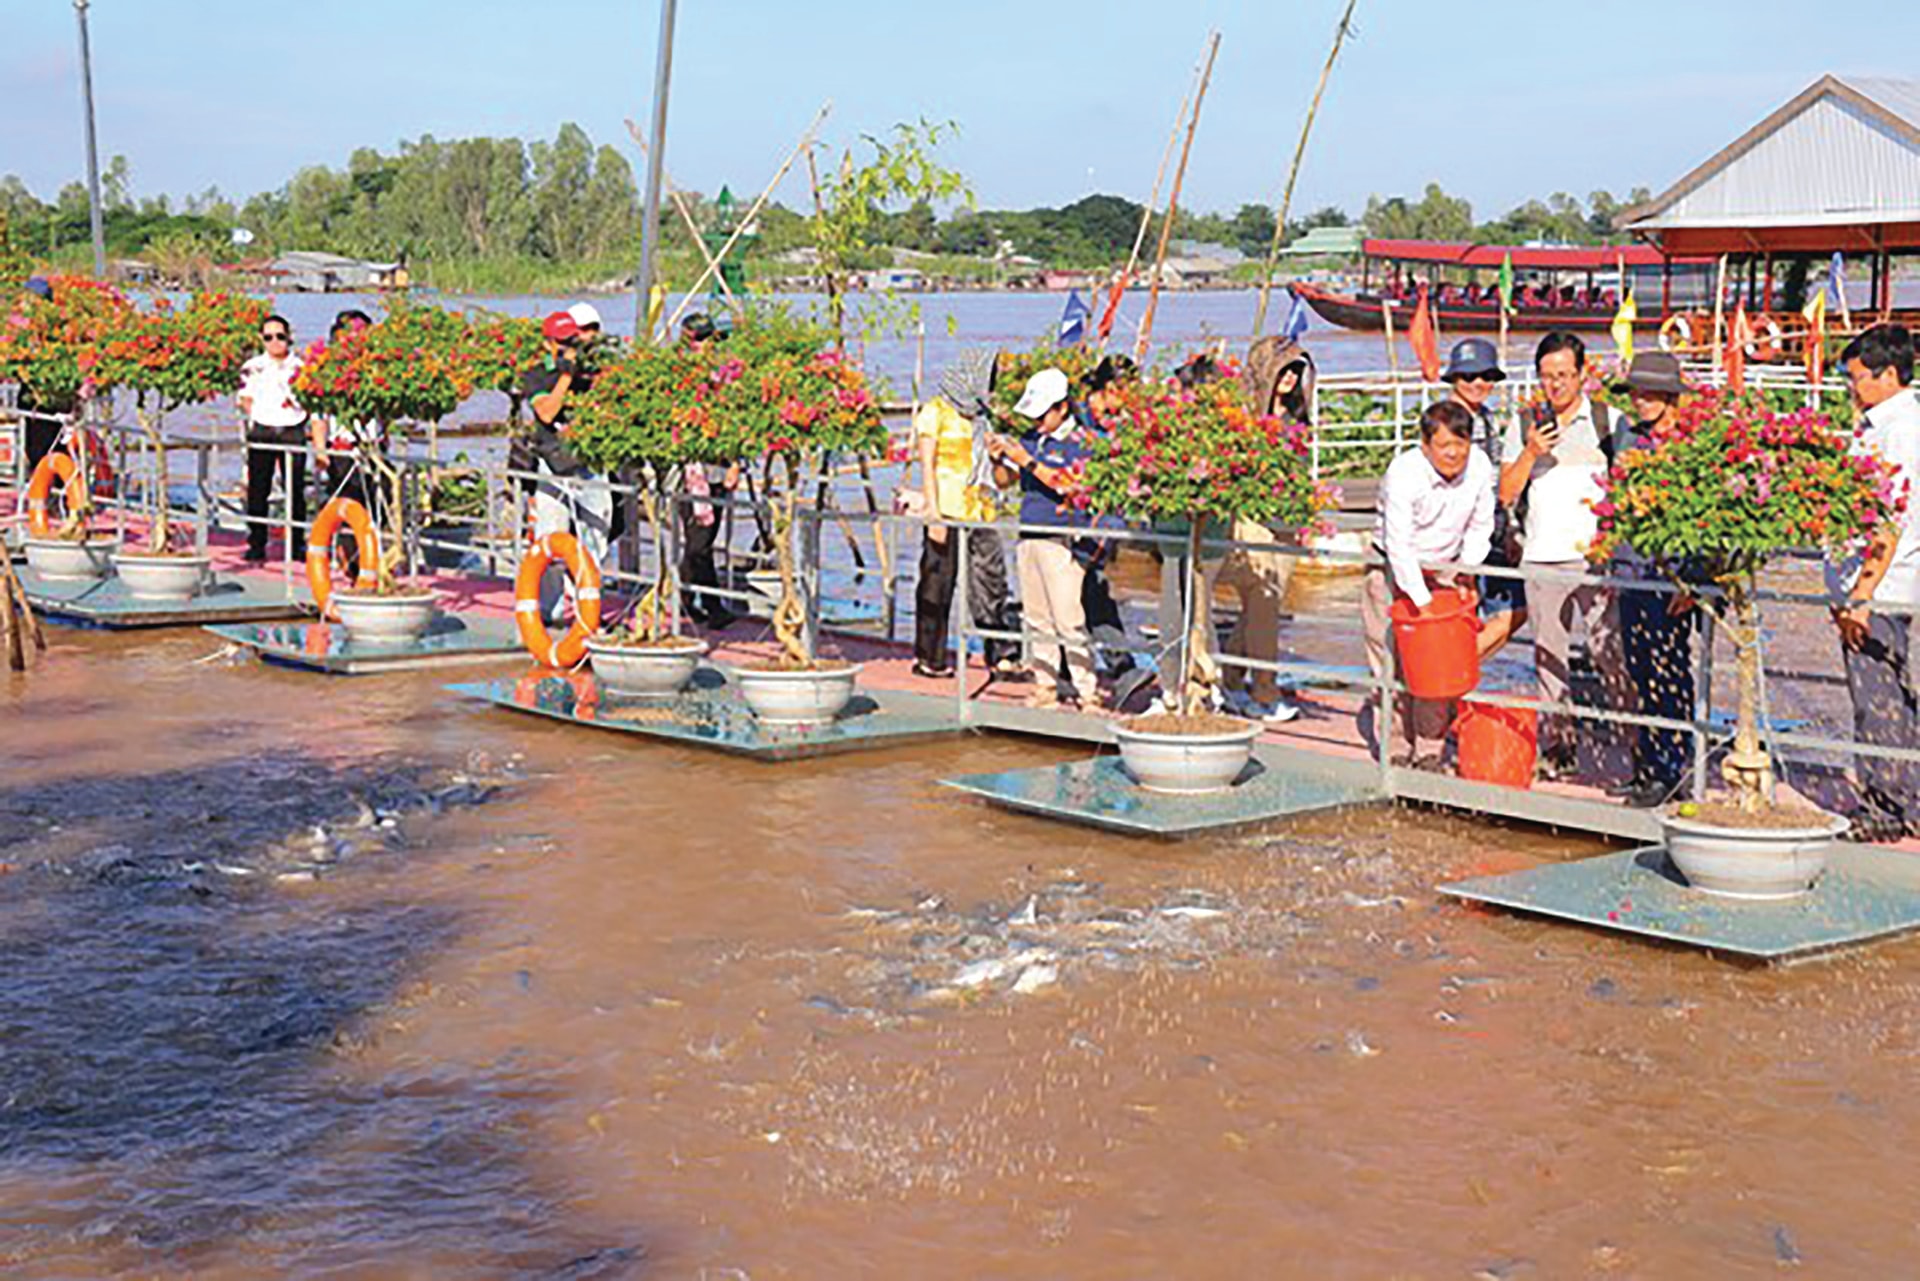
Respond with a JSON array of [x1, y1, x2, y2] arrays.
[[1610, 289, 1639, 368], [1281, 287, 1311, 343], [1096, 274, 1126, 342], [1497, 252, 1515, 315], [1830, 251, 1851, 329], [1728, 301, 1753, 394], [1802, 287, 1828, 386], [1409, 285, 1441, 383], [1058, 289, 1091, 347]]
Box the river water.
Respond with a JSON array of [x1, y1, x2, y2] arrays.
[[6, 621, 1920, 1276]]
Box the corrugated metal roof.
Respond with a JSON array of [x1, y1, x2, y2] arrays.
[[1622, 75, 1920, 231]]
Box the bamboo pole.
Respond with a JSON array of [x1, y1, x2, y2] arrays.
[[662, 101, 833, 338], [1134, 31, 1222, 363], [1710, 254, 1729, 381], [1096, 70, 1197, 355], [623, 118, 740, 310], [1253, 0, 1360, 337]]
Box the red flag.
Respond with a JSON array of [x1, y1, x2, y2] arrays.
[[1409, 285, 1441, 383], [1096, 273, 1127, 342], [1728, 302, 1752, 395]]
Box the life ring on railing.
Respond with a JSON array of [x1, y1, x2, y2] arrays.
[[1745, 313, 1787, 363], [25, 452, 87, 537], [306, 497, 379, 615], [514, 531, 602, 668], [1658, 312, 1705, 353]]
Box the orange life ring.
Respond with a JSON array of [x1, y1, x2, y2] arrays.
[[306, 497, 379, 615], [1658, 312, 1701, 354], [514, 531, 602, 668], [1746, 313, 1787, 364], [25, 452, 87, 537]]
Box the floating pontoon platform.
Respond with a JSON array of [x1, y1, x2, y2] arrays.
[[450, 669, 966, 760], [208, 614, 524, 674], [22, 569, 312, 629], [943, 752, 1383, 838], [1441, 843, 1920, 963]]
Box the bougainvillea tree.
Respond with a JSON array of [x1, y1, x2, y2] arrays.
[[1083, 358, 1334, 718], [87, 292, 267, 552], [292, 306, 477, 592], [1592, 389, 1904, 812]]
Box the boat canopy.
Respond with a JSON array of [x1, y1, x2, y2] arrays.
[[1361, 239, 1683, 269]]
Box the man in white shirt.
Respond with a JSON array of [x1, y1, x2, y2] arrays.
[[1362, 399, 1494, 767], [1499, 331, 1632, 780], [235, 314, 309, 563], [1832, 325, 1920, 840]]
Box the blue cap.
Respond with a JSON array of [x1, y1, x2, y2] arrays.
[[1440, 337, 1504, 382], [23, 276, 52, 301]]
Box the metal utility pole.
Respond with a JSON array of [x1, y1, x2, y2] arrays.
[[73, 0, 107, 278], [634, 0, 678, 341]]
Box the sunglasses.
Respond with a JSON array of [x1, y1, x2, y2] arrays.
[[263, 331, 291, 342]]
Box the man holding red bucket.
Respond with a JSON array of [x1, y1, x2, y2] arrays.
[[1361, 400, 1496, 768]]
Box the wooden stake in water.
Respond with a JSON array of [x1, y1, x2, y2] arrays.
[[1135, 31, 1222, 363], [1253, 0, 1360, 338]]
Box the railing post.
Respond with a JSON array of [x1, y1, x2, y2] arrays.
[[955, 523, 972, 724], [801, 502, 822, 660], [1693, 609, 1716, 802], [194, 443, 209, 557]]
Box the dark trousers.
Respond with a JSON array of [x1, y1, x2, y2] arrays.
[[321, 457, 369, 579], [680, 510, 727, 621], [245, 430, 307, 560], [1081, 564, 1132, 672], [914, 527, 1017, 669], [1842, 613, 1920, 831], [1619, 583, 1696, 788], [24, 415, 62, 474]]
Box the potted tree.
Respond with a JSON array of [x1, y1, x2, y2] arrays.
[[1083, 360, 1332, 792], [292, 305, 476, 644], [0, 276, 129, 580], [1592, 389, 1901, 898], [717, 316, 887, 724], [96, 292, 266, 598], [566, 342, 738, 697]]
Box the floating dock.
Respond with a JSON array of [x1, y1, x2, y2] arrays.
[[208, 614, 524, 674], [20, 569, 311, 629]]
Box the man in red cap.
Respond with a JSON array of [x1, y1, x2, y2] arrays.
[[518, 311, 613, 617]]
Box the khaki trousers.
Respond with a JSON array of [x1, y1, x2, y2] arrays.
[[1018, 538, 1097, 702], [1525, 561, 1631, 766], [1216, 518, 1296, 702], [1361, 566, 1453, 767]]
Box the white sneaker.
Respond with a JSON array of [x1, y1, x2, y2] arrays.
[[1252, 698, 1300, 725]]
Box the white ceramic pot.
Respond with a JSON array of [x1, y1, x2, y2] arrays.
[[1659, 811, 1849, 900], [734, 663, 862, 725], [332, 590, 439, 647], [23, 537, 117, 581], [586, 638, 709, 697], [1112, 719, 1262, 794], [111, 552, 210, 600]]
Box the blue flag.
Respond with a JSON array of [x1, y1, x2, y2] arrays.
[[1282, 287, 1311, 342], [1057, 289, 1090, 347], [1829, 251, 1846, 307]]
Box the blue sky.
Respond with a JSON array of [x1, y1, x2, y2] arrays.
[[2, 0, 1916, 221]]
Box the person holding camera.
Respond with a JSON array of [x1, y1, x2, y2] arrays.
[[1498, 330, 1631, 781], [519, 311, 614, 616]]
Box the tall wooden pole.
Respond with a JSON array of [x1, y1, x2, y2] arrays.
[[1095, 75, 1196, 354], [1253, 0, 1359, 338], [1134, 31, 1221, 362], [635, 0, 679, 339]]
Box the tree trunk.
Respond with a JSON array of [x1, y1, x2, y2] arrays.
[[771, 453, 810, 668], [138, 403, 169, 553], [1722, 585, 1773, 811], [1181, 515, 1207, 718]]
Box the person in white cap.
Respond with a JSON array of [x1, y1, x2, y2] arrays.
[[991, 368, 1099, 708], [565, 302, 603, 335]]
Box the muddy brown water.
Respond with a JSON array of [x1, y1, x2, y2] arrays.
[[4, 627, 1920, 1278]]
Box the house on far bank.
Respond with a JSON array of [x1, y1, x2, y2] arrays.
[[1281, 226, 1364, 259], [863, 267, 928, 292], [1151, 255, 1233, 289], [272, 250, 410, 292]]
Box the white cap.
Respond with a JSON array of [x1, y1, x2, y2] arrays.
[[1013, 367, 1070, 419], [566, 302, 603, 330]]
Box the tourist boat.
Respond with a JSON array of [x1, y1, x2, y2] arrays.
[[1293, 239, 1717, 335]]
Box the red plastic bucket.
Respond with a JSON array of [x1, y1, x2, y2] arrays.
[[1389, 586, 1481, 700], [1457, 701, 1538, 789]]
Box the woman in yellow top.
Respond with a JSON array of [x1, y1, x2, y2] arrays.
[[909, 348, 1020, 679]]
